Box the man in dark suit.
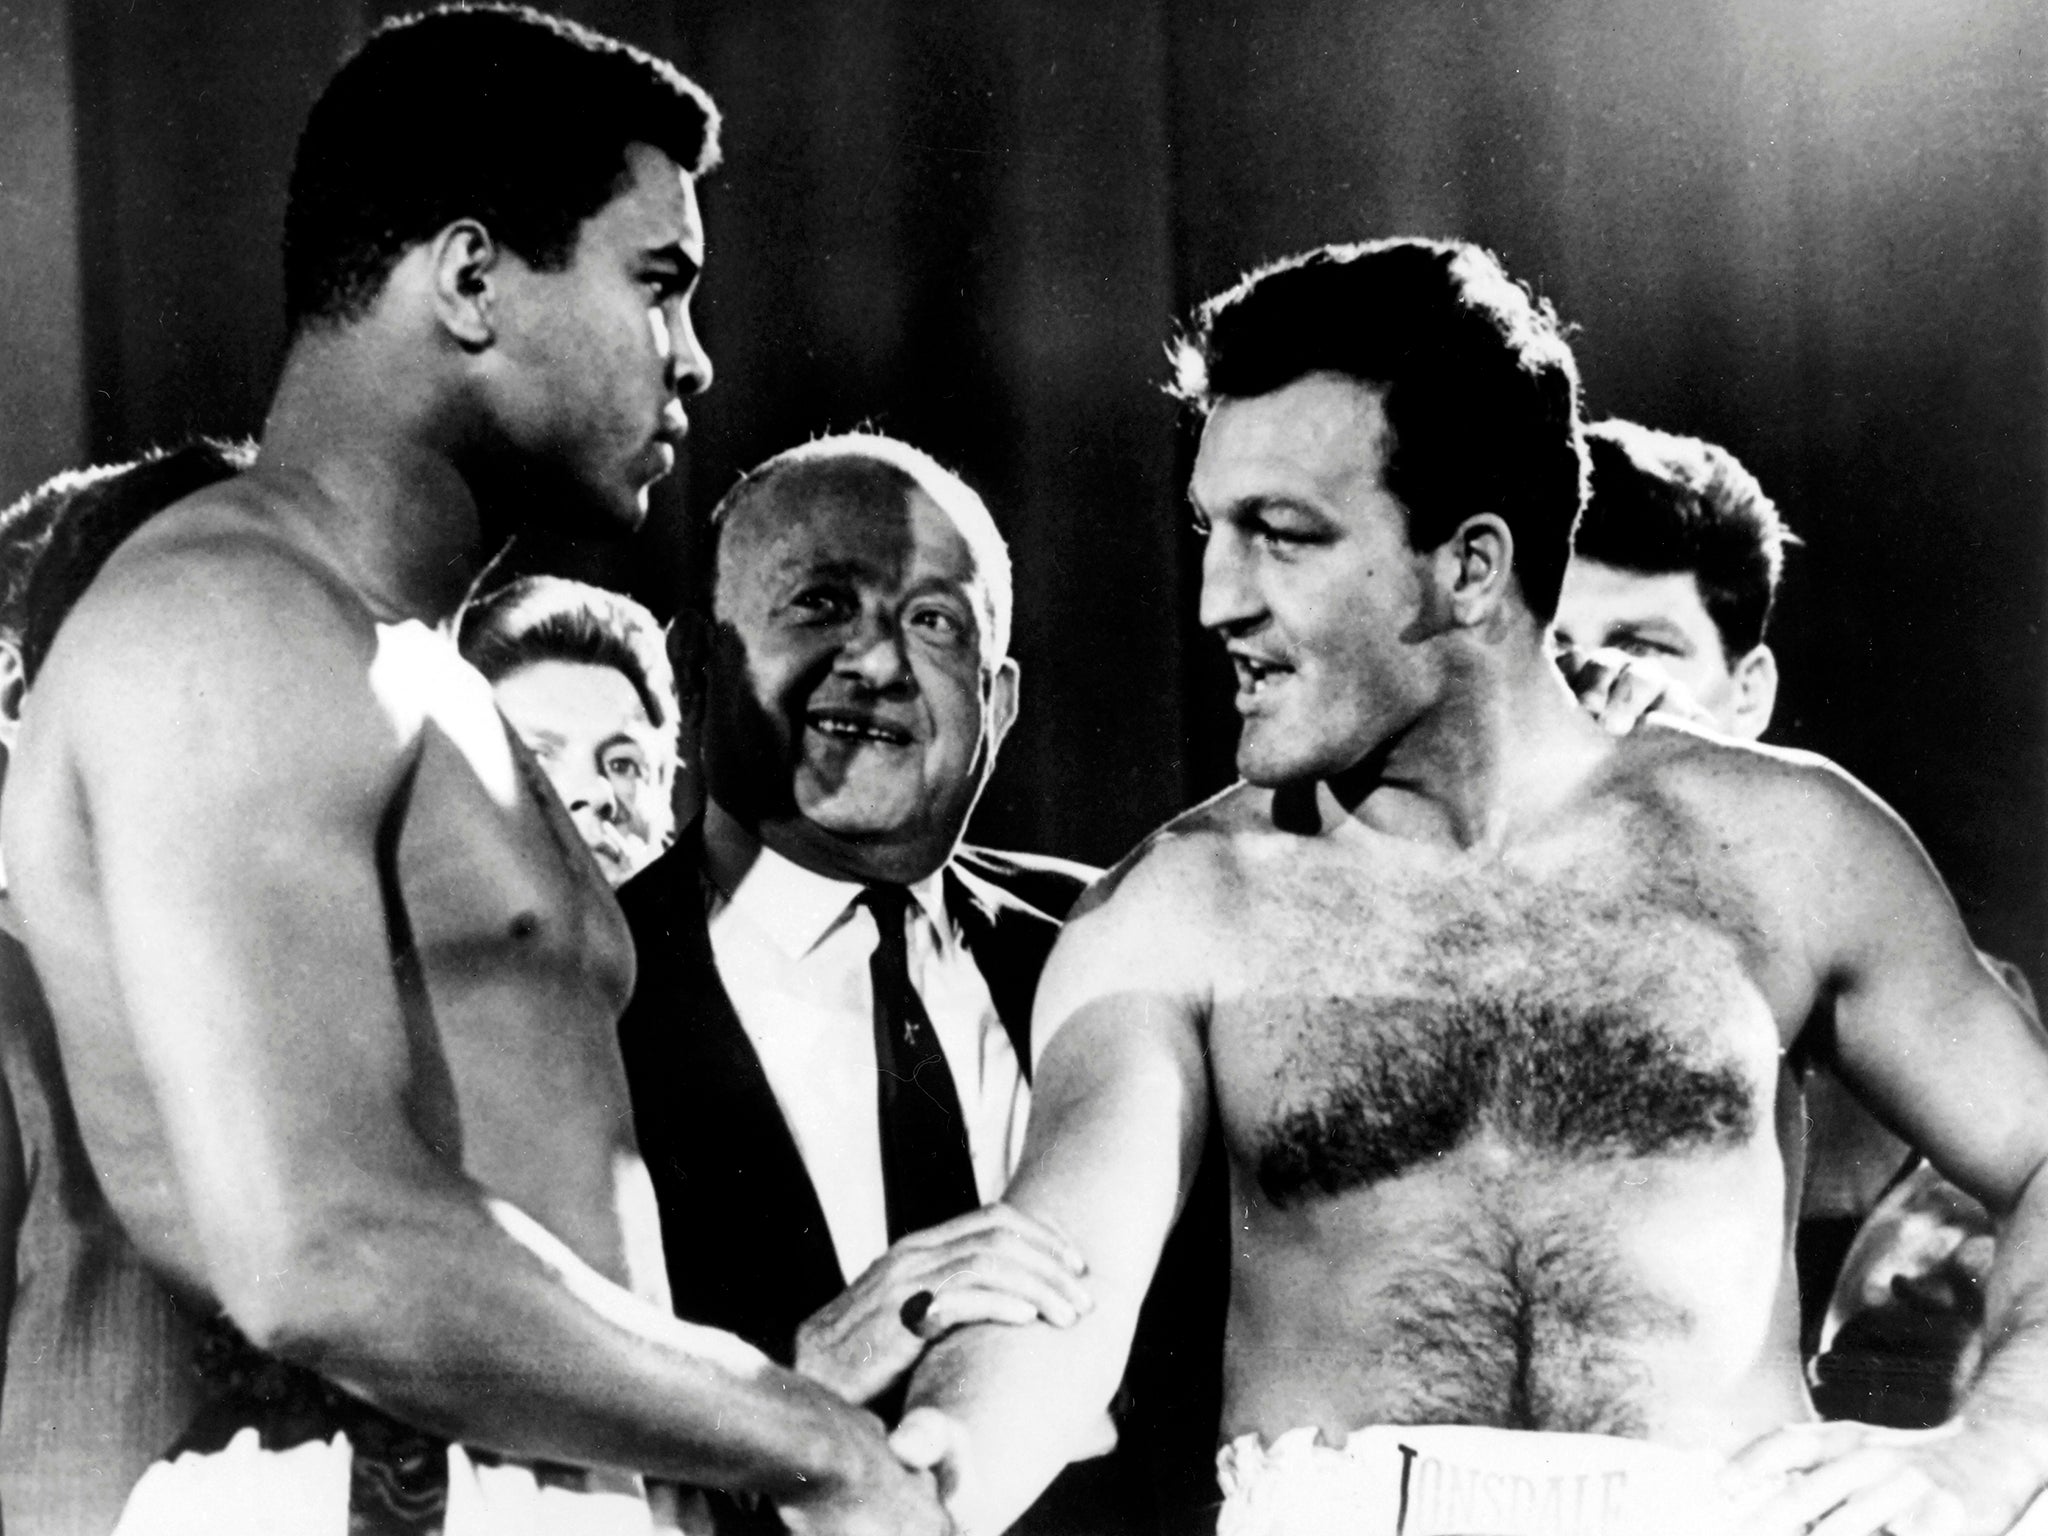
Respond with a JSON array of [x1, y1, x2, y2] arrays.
[[618, 433, 1222, 1533]]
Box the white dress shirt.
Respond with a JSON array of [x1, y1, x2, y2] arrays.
[[701, 821, 1031, 1284]]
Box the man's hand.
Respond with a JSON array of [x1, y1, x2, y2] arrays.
[[1556, 644, 1716, 736], [893, 1407, 977, 1534], [778, 1407, 954, 1536], [1727, 1420, 2045, 1536], [794, 1204, 1092, 1405]]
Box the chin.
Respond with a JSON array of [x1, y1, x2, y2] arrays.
[[801, 805, 920, 845], [1234, 729, 1308, 788], [1236, 729, 1365, 790], [599, 482, 653, 533], [794, 771, 923, 833]]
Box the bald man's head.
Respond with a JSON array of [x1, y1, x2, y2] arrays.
[[701, 435, 1020, 884]]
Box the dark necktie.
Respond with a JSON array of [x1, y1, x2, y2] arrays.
[[861, 884, 981, 1241]]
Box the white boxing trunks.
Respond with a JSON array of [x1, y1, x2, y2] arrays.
[[1216, 1424, 1741, 1536], [109, 1314, 712, 1536], [112, 1429, 707, 1536]]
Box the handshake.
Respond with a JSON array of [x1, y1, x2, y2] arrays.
[[776, 1202, 1101, 1536]]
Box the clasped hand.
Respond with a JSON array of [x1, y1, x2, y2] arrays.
[[794, 1202, 1091, 1406]]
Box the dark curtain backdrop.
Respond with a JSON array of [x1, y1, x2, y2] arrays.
[[6, 0, 2042, 983]]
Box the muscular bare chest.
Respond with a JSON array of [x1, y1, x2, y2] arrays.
[[1207, 801, 1803, 1435], [1210, 805, 1782, 1210], [377, 637, 644, 1275], [397, 722, 636, 1012]]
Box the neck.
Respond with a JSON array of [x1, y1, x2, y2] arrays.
[[255, 330, 491, 625], [1326, 635, 1606, 851]]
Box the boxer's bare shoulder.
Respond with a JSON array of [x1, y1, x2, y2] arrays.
[[1068, 780, 1275, 917], [1598, 720, 1936, 988]]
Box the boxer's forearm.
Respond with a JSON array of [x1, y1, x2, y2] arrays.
[[1955, 1160, 2048, 1502], [906, 1305, 1133, 1536], [236, 1188, 886, 1499], [902, 1029, 1200, 1532]]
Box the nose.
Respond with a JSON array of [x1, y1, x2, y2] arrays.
[[1197, 526, 1264, 637], [560, 759, 623, 823], [665, 300, 713, 398], [835, 609, 912, 692]]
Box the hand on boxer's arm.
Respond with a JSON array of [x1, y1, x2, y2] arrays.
[[794, 1204, 1092, 1406], [1556, 644, 1718, 736], [1725, 1418, 2036, 1536]]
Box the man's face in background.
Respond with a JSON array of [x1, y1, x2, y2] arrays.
[[1552, 557, 1777, 741], [494, 657, 675, 887]]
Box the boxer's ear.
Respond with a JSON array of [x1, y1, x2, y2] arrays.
[[1439, 513, 1513, 627], [429, 220, 500, 351], [1726, 642, 1778, 741]]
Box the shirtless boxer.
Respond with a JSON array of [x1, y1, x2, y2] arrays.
[[895, 239, 2048, 1536], [3, 10, 940, 1533]]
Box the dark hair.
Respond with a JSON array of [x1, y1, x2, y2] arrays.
[[14, 440, 253, 686], [1577, 419, 1797, 660], [285, 4, 721, 331], [458, 574, 676, 732], [1170, 237, 1588, 622]]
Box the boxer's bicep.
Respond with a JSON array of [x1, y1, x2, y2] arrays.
[[1814, 772, 2048, 1215], [1019, 860, 1211, 1290], [1014, 992, 1207, 1321]]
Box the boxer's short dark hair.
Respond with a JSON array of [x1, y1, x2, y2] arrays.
[[284, 4, 720, 331], [1173, 238, 1587, 622]]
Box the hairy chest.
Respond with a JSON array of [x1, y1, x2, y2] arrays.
[[1210, 832, 1783, 1208]]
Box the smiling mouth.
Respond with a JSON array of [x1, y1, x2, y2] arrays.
[[1231, 654, 1291, 697], [808, 712, 915, 746]]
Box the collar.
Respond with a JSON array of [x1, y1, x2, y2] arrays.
[[702, 800, 952, 960]]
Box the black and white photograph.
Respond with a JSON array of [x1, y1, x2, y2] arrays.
[[0, 2, 2043, 1533]]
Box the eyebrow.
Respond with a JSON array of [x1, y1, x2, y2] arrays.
[[1188, 490, 1322, 523], [1605, 618, 1697, 649]]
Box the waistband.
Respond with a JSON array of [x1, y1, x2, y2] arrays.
[[114, 1428, 681, 1536], [118, 1314, 677, 1535], [1217, 1423, 1739, 1536]]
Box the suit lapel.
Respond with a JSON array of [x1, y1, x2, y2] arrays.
[[944, 861, 1059, 1083], [618, 841, 846, 1356]]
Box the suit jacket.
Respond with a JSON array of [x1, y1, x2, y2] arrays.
[[616, 834, 1097, 1358], [617, 832, 1227, 1534]]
